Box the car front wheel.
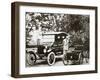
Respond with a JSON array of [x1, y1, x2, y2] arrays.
[[47, 52, 55, 66]]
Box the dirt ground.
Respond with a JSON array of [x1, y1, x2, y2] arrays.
[[26, 58, 89, 67]]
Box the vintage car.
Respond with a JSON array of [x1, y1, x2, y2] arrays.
[[26, 32, 68, 66], [63, 45, 84, 65]]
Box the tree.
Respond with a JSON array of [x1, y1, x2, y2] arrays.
[[25, 12, 89, 47]]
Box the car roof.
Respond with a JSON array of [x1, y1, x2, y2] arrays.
[[43, 32, 67, 36]]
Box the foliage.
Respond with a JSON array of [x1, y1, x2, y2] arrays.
[[26, 12, 89, 48]]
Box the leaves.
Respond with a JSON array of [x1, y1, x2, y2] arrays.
[[25, 12, 89, 47]]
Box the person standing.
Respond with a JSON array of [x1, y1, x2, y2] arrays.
[[63, 35, 69, 55]]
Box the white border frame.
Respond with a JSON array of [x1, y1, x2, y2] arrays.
[[19, 5, 96, 75]]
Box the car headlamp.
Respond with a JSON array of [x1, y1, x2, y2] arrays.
[[62, 36, 65, 38], [44, 49, 47, 53], [58, 36, 60, 39], [34, 48, 37, 53]]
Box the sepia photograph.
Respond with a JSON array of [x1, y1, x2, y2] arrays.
[[25, 12, 90, 67]]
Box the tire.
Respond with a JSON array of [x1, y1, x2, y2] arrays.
[[47, 52, 55, 66], [63, 53, 68, 65], [78, 53, 83, 64], [26, 52, 36, 66]]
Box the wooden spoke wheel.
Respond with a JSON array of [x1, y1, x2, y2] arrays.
[[26, 52, 36, 66], [47, 52, 55, 66]]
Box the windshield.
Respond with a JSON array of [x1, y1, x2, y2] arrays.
[[52, 40, 63, 47]]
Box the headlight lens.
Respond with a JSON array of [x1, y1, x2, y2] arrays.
[[47, 49, 51, 52], [34, 50, 37, 53], [58, 36, 60, 39], [34, 48, 37, 53], [44, 49, 47, 53], [62, 36, 65, 38]]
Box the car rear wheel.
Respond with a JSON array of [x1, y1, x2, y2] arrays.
[[47, 52, 55, 66], [26, 52, 36, 66]]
